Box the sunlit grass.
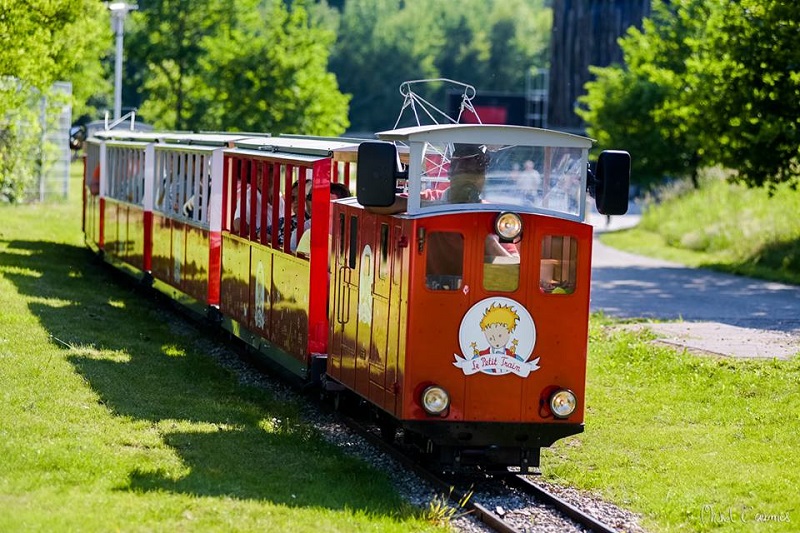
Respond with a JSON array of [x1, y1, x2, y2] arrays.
[[603, 172, 800, 285], [543, 316, 800, 532], [0, 164, 444, 532]]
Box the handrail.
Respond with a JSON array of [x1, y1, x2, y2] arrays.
[[104, 110, 139, 131]]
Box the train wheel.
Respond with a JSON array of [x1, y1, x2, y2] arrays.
[[334, 391, 352, 413], [378, 418, 398, 444]]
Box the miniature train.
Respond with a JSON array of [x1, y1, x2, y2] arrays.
[[82, 122, 629, 474]]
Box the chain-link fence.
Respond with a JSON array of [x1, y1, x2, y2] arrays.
[[0, 80, 72, 204], [27, 82, 73, 202]]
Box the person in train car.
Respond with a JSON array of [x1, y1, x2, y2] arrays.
[[425, 143, 519, 259], [180, 157, 214, 220], [156, 175, 184, 215], [295, 182, 351, 258], [232, 167, 286, 243], [421, 143, 490, 204], [543, 154, 582, 212], [89, 164, 100, 195], [289, 179, 313, 252]]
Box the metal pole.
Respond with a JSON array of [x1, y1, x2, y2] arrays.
[[113, 14, 123, 120], [107, 3, 137, 122]]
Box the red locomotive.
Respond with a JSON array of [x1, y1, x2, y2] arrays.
[[83, 119, 629, 474]]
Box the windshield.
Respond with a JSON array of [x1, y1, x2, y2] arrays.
[[417, 142, 585, 217]]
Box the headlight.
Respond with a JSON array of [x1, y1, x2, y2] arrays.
[[549, 389, 577, 418], [495, 212, 522, 241], [421, 385, 450, 415]]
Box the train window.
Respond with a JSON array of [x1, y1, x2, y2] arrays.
[[392, 225, 402, 285], [425, 232, 463, 291], [483, 236, 520, 292], [540, 235, 578, 294], [338, 213, 345, 257], [108, 146, 145, 205], [348, 215, 358, 269], [379, 223, 390, 280]]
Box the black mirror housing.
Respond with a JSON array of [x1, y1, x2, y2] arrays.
[[357, 141, 405, 207], [69, 124, 87, 151], [594, 150, 631, 216]]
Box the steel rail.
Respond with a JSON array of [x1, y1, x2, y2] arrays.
[[509, 475, 619, 533]]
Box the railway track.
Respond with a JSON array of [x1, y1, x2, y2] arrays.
[[338, 407, 621, 533], [120, 274, 631, 532]]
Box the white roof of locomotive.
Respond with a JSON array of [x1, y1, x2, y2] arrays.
[[376, 123, 593, 149]]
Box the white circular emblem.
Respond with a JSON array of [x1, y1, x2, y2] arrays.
[[358, 245, 374, 326], [453, 297, 540, 377]]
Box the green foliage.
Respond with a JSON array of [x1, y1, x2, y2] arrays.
[[0, 0, 109, 96], [603, 172, 800, 285], [0, 116, 38, 203], [0, 0, 109, 202], [686, 0, 800, 189], [330, 0, 551, 132], [580, 0, 800, 189], [130, 0, 349, 134], [578, 0, 707, 186]]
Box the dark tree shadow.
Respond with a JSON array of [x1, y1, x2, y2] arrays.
[[0, 239, 407, 513]]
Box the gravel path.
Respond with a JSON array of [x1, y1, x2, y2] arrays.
[[589, 206, 800, 359]]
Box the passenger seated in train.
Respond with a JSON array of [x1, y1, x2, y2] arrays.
[[232, 171, 286, 243], [295, 182, 351, 258], [289, 179, 313, 252], [367, 143, 518, 264]]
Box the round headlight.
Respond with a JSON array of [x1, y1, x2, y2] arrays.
[[421, 385, 450, 415], [495, 212, 522, 241], [549, 389, 577, 418]]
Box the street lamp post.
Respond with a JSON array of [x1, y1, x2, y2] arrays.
[[108, 2, 138, 121]]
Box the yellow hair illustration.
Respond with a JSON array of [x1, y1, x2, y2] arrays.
[[479, 303, 519, 333]]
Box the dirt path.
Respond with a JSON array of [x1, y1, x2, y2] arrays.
[[587, 211, 800, 359]]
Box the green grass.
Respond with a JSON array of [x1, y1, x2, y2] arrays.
[[0, 166, 442, 531], [4, 164, 800, 532], [543, 318, 800, 532], [569, 173, 800, 530], [602, 172, 800, 285]]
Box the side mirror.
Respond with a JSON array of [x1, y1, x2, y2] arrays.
[[69, 125, 87, 151], [356, 141, 406, 207], [593, 150, 631, 215]]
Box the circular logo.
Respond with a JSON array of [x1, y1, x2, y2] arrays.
[[454, 297, 539, 377]]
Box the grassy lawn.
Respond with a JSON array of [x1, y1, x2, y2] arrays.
[[543, 173, 800, 531], [3, 165, 799, 532], [602, 173, 800, 286], [543, 318, 800, 532], [0, 167, 442, 531]]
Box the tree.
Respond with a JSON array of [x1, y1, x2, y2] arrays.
[[125, 0, 233, 130], [330, 0, 551, 133], [577, 0, 707, 187], [0, 0, 110, 201], [329, 0, 435, 133], [128, 0, 348, 135], [580, 0, 800, 189], [686, 0, 800, 189]]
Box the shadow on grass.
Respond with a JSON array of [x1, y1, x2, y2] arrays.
[[0, 238, 406, 513], [702, 237, 800, 287]]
